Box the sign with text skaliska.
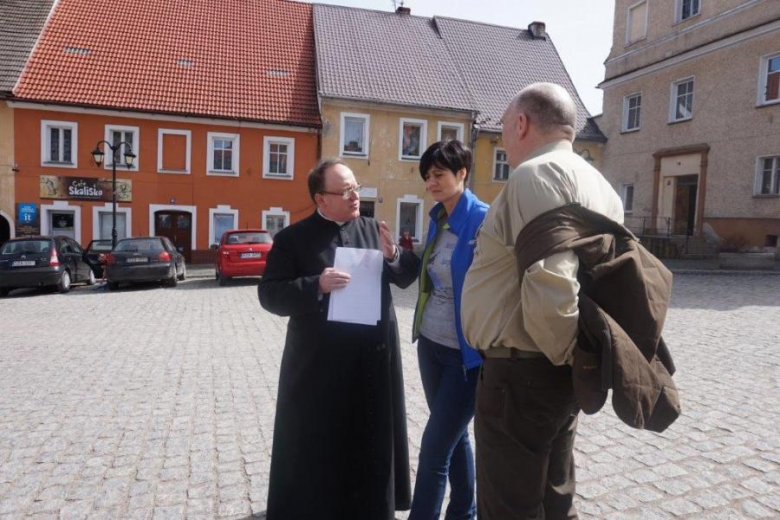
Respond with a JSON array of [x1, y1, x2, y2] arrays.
[[39, 175, 132, 202]]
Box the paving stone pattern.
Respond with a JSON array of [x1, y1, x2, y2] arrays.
[[0, 275, 778, 519]]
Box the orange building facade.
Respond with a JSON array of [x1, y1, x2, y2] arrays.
[[12, 103, 318, 262]]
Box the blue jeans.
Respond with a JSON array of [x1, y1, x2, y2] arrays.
[[409, 335, 478, 520]]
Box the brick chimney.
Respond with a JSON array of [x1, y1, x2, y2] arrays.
[[396, 6, 411, 15], [528, 21, 546, 39]]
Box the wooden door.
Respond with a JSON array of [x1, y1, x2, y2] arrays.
[[154, 211, 192, 262]]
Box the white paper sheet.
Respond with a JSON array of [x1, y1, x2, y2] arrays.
[[327, 247, 383, 326]]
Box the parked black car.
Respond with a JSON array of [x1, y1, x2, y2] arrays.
[[85, 239, 113, 278], [0, 236, 96, 296], [105, 236, 186, 290]]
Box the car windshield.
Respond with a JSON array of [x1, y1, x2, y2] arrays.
[[0, 240, 52, 255], [115, 239, 164, 252], [88, 241, 113, 252], [225, 232, 272, 245]]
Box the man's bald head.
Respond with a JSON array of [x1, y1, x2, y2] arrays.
[[508, 83, 577, 141]]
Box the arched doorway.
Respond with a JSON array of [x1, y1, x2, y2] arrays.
[[0, 212, 12, 248], [154, 210, 192, 262]]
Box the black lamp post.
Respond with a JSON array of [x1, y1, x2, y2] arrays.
[[91, 141, 136, 249]]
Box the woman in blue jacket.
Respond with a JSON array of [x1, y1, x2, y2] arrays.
[[409, 140, 489, 520]]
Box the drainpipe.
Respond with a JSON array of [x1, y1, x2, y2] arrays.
[[468, 114, 480, 192]]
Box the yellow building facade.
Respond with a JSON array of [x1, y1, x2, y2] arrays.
[[0, 102, 15, 242], [320, 99, 473, 243]]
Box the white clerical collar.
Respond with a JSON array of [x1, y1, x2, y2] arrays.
[[317, 209, 346, 226]]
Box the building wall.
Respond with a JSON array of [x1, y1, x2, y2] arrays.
[[320, 99, 472, 242], [0, 102, 14, 239], [607, 0, 779, 80], [600, 28, 780, 245], [13, 106, 319, 258]]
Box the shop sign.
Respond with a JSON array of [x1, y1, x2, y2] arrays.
[[39, 175, 132, 202]]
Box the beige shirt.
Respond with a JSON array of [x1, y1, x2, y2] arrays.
[[461, 140, 624, 365]]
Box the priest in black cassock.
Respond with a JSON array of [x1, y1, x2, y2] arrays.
[[258, 159, 420, 520]]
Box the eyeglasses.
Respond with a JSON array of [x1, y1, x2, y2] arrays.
[[319, 184, 362, 199]]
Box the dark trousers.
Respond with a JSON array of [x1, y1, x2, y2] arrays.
[[409, 335, 478, 520], [475, 356, 579, 520]]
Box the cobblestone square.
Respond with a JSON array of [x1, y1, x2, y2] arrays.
[[0, 274, 778, 519]]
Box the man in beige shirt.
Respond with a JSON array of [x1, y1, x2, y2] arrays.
[[462, 83, 623, 519]]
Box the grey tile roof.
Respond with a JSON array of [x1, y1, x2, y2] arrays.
[[313, 4, 475, 113], [0, 0, 56, 93], [434, 16, 605, 141]]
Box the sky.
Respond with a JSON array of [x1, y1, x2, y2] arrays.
[[302, 0, 616, 115]]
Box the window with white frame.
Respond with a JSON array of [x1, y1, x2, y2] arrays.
[[621, 184, 635, 213], [263, 137, 295, 179], [41, 121, 77, 167], [670, 78, 694, 122], [493, 148, 511, 181], [756, 156, 780, 196], [262, 207, 290, 237], [207, 133, 240, 175], [104, 125, 139, 170], [677, 0, 700, 22], [397, 197, 423, 241], [212, 212, 236, 245], [438, 122, 464, 142], [399, 118, 427, 160], [340, 113, 369, 157], [626, 1, 648, 45], [623, 93, 642, 131], [759, 53, 780, 105], [157, 129, 191, 174], [98, 212, 128, 240]]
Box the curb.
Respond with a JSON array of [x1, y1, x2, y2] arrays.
[[671, 269, 780, 276]]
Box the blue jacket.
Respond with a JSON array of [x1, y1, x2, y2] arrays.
[[413, 188, 489, 370]]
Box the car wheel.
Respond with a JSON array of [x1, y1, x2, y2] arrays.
[[219, 273, 229, 286], [165, 269, 178, 287], [107, 281, 119, 291], [0, 288, 10, 297], [86, 270, 96, 286], [178, 263, 186, 281], [57, 270, 72, 294]]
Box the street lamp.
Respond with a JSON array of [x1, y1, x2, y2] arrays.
[[91, 141, 136, 249]]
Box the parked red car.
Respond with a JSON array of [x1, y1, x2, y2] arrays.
[[214, 229, 273, 285]]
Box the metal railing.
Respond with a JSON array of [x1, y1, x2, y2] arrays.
[[623, 215, 670, 237]]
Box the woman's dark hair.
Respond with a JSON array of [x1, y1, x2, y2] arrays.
[[419, 140, 472, 181], [308, 158, 346, 202]]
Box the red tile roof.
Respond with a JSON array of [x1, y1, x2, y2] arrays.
[[14, 0, 320, 127]]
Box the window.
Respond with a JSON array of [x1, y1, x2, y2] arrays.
[[340, 113, 370, 157], [263, 207, 290, 237], [755, 156, 780, 196], [399, 118, 427, 160], [213, 214, 235, 244], [104, 125, 139, 171], [493, 148, 511, 181], [623, 93, 642, 132], [626, 1, 648, 45], [677, 0, 700, 22], [759, 53, 780, 105], [670, 78, 694, 122], [437, 122, 464, 142], [207, 133, 240, 176], [263, 137, 295, 179], [157, 129, 191, 174], [622, 184, 635, 213], [98, 212, 128, 240], [41, 121, 77, 167], [209, 206, 238, 245]]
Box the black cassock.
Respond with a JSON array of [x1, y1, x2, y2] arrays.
[[258, 211, 419, 520]]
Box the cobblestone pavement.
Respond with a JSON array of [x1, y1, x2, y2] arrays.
[[0, 275, 778, 519]]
